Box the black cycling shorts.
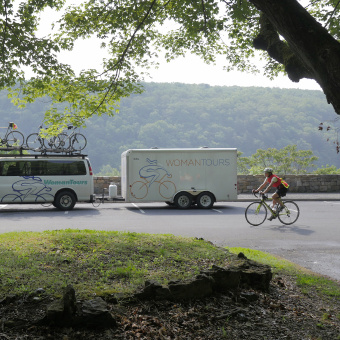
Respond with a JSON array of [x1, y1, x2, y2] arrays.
[[276, 187, 288, 197]]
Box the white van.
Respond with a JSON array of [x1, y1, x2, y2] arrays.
[[0, 155, 95, 210]]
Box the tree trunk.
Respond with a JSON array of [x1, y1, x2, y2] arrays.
[[249, 0, 340, 116]]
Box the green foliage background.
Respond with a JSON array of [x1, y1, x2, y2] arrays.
[[0, 82, 339, 173]]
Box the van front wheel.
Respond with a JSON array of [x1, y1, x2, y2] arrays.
[[54, 191, 76, 211]]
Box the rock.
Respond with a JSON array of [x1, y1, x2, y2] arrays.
[[168, 274, 214, 300], [238, 252, 247, 259], [76, 297, 116, 328], [63, 285, 77, 318], [41, 286, 116, 329], [134, 261, 272, 301], [45, 299, 69, 326], [135, 280, 171, 300], [229, 259, 272, 291], [44, 285, 77, 326], [201, 265, 241, 291]]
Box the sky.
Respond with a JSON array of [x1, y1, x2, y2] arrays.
[[39, 1, 321, 92], [57, 37, 321, 92], [137, 55, 321, 91]]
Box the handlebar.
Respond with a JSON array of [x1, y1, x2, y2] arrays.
[[252, 190, 268, 200]]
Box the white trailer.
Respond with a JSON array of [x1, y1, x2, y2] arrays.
[[120, 148, 237, 209]]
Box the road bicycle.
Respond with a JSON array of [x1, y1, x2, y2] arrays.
[[92, 188, 107, 207], [54, 125, 87, 152], [26, 124, 59, 151], [245, 192, 300, 226], [0, 122, 24, 147]]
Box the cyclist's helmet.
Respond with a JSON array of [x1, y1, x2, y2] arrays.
[[264, 167, 273, 173]]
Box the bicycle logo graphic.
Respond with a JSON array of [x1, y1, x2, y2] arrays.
[[129, 158, 176, 199], [0, 176, 54, 203]]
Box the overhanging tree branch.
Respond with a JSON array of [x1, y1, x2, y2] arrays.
[[93, 0, 158, 113], [253, 13, 313, 82], [249, 0, 340, 116]]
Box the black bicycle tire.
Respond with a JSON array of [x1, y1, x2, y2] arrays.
[[278, 201, 300, 225], [92, 197, 104, 207], [26, 133, 43, 150], [245, 202, 267, 226], [6, 131, 24, 147], [71, 133, 87, 151]]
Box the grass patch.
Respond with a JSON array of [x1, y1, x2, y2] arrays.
[[226, 247, 340, 298], [0, 229, 233, 299]]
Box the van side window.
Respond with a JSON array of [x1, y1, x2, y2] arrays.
[[41, 161, 86, 175], [30, 160, 86, 176], [2, 162, 24, 176], [0, 160, 86, 176]]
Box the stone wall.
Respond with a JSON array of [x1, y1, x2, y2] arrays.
[[238, 175, 340, 193], [94, 176, 121, 195], [94, 175, 340, 196]]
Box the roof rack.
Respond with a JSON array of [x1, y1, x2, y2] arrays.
[[0, 154, 87, 159], [0, 146, 87, 158]]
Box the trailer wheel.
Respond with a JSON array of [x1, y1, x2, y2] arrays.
[[197, 192, 215, 209], [174, 192, 192, 209], [54, 191, 76, 211]]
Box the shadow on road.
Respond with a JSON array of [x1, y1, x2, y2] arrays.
[[125, 204, 246, 216], [0, 206, 101, 220], [274, 224, 315, 236]]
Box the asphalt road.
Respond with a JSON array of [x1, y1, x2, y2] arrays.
[[1, 200, 339, 282]]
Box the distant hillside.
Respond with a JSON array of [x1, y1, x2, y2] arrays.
[[0, 82, 339, 172]]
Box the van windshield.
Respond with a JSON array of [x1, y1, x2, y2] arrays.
[[0, 160, 86, 176]]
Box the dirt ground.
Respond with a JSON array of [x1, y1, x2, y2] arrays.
[[1, 274, 339, 339]]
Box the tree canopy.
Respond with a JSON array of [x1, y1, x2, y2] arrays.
[[1, 0, 340, 128], [237, 145, 319, 175]]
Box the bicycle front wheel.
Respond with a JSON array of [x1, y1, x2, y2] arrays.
[[7, 131, 24, 147], [278, 201, 300, 225], [26, 133, 43, 150], [71, 133, 87, 151], [245, 202, 267, 226]]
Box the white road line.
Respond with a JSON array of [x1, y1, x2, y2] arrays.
[[0, 205, 7, 209], [213, 209, 223, 213], [132, 203, 145, 214]]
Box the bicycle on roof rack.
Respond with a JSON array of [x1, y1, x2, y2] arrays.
[[25, 124, 87, 154], [245, 191, 300, 226], [26, 124, 60, 152], [0, 122, 24, 148], [54, 125, 87, 152]]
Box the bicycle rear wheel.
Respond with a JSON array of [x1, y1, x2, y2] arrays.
[[245, 202, 267, 226], [6, 131, 24, 147], [92, 197, 103, 207], [278, 201, 300, 225], [71, 133, 87, 151]]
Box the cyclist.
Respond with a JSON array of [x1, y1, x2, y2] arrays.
[[253, 167, 289, 221]]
